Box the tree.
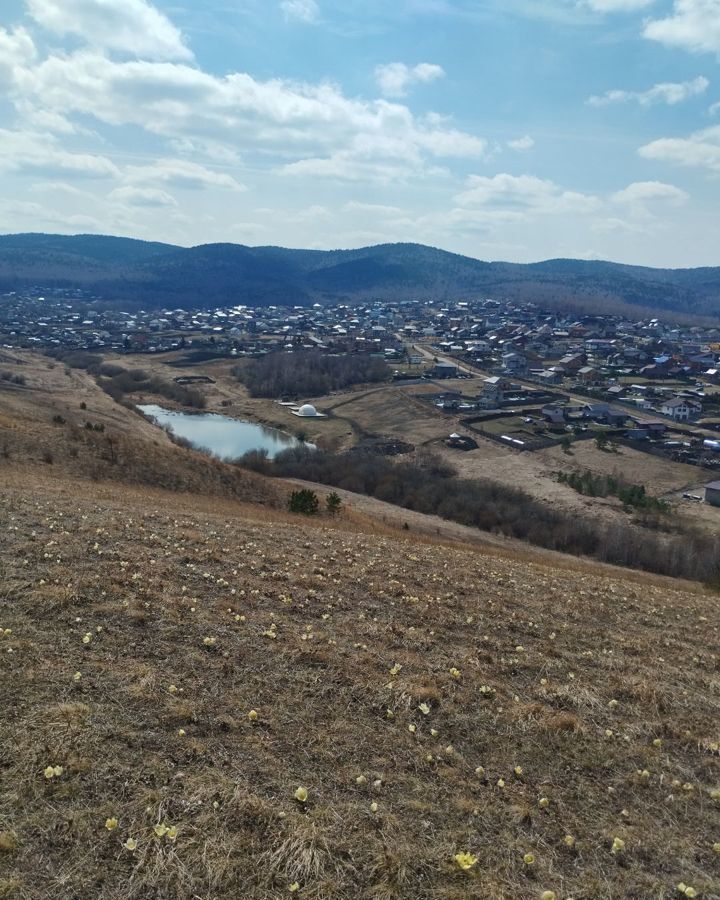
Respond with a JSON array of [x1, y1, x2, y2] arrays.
[[289, 489, 319, 515], [560, 436, 572, 454], [595, 434, 609, 451], [326, 492, 342, 516]]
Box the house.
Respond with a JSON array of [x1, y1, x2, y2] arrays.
[[534, 368, 563, 385], [705, 481, 720, 507], [502, 351, 527, 375], [576, 366, 598, 384], [558, 353, 586, 374], [660, 397, 701, 422], [541, 404, 567, 425], [483, 376, 510, 403], [433, 360, 459, 379]]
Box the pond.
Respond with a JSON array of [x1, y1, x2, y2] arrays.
[[138, 404, 311, 460]]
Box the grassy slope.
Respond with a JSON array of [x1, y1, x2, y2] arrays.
[[0, 362, 719, 900]]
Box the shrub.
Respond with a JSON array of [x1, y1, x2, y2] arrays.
[[289, 489, 319, 516], [326, 492, 342, 515]]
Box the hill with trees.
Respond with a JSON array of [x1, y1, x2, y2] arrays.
[[1, 232, 719, 317]]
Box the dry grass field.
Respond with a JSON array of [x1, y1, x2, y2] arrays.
[[0, 353, 719, 900]]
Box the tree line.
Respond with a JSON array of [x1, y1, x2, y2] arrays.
[[237, 445, 720, 583], [233, 351, 389, 399]]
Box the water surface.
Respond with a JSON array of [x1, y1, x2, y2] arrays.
[[138, 404, 310, 460]]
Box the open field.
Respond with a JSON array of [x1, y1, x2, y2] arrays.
[[2, 469, 720, 899]]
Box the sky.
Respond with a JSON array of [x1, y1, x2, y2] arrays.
[[1, 0, 719, 267]]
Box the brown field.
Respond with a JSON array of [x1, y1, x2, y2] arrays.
[[1, 352, 720, 899]]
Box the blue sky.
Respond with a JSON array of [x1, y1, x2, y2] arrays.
[[1, 0, 719, 266]]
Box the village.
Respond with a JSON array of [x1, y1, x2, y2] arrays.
[[3, 285, 720, 510]]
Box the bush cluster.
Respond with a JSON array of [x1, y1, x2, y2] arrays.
[[0, 371, 26, 385], [557, 470, 669, 513], [55, 352, 205, 408]]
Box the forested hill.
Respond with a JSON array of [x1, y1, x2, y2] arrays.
[[1, 232, 719, 317]]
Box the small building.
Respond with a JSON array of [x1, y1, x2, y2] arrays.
[[446, 432, 478, 451], [705, 481, 720, 507], [433, 360, 459, 379]]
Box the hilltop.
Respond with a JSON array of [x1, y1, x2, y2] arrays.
[[0, 353, 719, 899], [1, 232, 720, 317]]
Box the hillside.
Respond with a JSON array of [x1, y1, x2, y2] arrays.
[[0, 355, 719, 899], [1, 233, 720, 317]]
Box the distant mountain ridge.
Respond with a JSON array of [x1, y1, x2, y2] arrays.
[[1, 232, 719, 318]]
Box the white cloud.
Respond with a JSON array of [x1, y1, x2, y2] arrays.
[[343, 201, 403, 215], [109, 186, 178, 207], [612, 180, 688, 204], [375, 62, 445, 98], [455, 173, 600, 215], [639, 125, 720, 172], [0, 129, 120, 178], [507, 135, 535, 151], [25, 0, 192, 61], [588, 76, 709, 107], [11, 50, 484, 183], [125, 159, 246, 191], [0, 26, 36, 89], [582, 0, 655, 10], [711, 100, 720, 115], [644, 0, 720, 54], [0, 199, 103, 231], [280, 0, 320, 23]]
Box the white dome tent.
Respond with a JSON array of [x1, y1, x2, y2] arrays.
[[291, 402, 326, 418]]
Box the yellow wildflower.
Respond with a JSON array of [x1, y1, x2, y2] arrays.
[[611, 837, 625, 854], [454, 852, 478, 871], [523, 853, 535, 865], [123, 837, 138, 851], [105, 818, 118, 831], [248, 710, 258, 721], [294, 787, 308, 803], [449, 667, 461, 679]]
